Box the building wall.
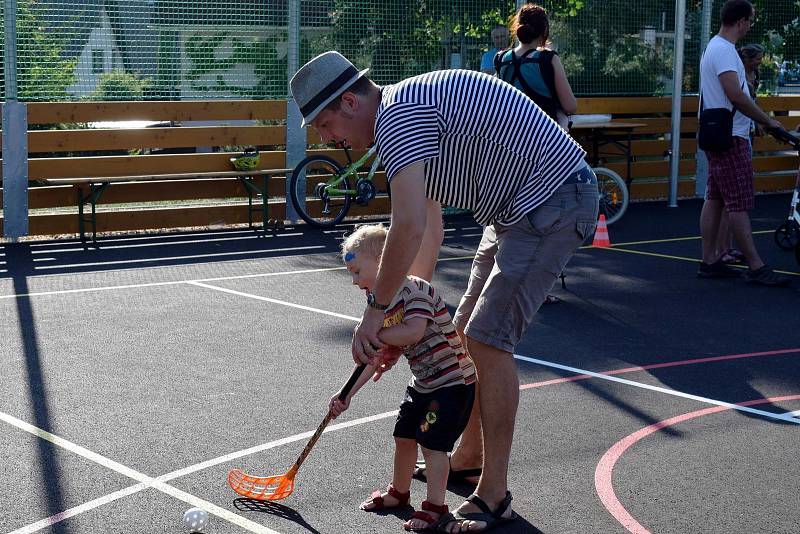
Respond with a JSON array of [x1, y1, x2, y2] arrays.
[[66, 10, 124, 97]]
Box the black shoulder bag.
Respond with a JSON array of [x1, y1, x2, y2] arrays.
[[697, 92, 735, 152]]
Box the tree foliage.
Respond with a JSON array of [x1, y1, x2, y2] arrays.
[[6, 0, 76, 100], [91, 71, 150, 100]]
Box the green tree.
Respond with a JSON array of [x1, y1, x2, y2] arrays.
[[183, 32, 286, 98], [6, 0, 77, 100], [317, 0, 587, 87], [91, 71, 150, 100]]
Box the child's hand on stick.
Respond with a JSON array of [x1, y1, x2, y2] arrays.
[[329, 393, 351, 419]]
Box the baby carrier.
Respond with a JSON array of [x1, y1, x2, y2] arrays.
[[494, 48, 562, 121]]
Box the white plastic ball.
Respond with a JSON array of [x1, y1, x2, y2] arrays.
[[182, 507, 209, 532]]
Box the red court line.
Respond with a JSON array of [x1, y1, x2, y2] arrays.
[[594, 394, 800, 534], [519, 348, 800, 391]]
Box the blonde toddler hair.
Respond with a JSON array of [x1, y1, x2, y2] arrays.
[[341, 224, 388, 260]]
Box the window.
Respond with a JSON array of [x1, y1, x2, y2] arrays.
[[91, 50, 105, 74]]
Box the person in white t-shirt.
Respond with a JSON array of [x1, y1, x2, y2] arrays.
[[697, 0, 789, 287]]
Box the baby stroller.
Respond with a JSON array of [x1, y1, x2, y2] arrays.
[[770, 127, 800, 266]]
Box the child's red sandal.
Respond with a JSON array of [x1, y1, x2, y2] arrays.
[[360, 483, 411, 511], [404, 501, 449, 532]]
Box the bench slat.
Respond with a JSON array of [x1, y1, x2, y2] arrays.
[[27, 100, 287, 124], [12, 197, 392, 235], [42, 169, 292, 185], [29, 152, 288, 180], [30, 125, 285, 153]]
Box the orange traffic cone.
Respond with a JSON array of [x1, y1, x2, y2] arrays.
[[592, 214, 611, 247]]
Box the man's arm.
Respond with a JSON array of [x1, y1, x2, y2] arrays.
[[719, 71, 782, 130], [373, 161, 428, 304], [408, 199, 443, 282], [351, 161, 427, 364]]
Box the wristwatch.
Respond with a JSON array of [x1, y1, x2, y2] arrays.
[[366, 290, 389, 311]]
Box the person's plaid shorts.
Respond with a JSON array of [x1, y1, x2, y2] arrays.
[[705, 136, 754, 212]]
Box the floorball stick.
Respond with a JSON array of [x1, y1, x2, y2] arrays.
[[227, 363, 367, 500]]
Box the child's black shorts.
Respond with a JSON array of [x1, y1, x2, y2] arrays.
[[393, 383, 475, 452]]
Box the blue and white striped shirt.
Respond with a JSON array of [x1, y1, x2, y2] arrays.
[[375, 69, 586, 226]]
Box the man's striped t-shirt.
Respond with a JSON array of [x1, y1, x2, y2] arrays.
[[383, 276, 476, 393], [375, 69, 587, 226]]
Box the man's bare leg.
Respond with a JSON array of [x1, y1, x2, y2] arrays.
[[448, 327, 483, 477], [441, 337, 518, 533], [700, 198, 724, 263], [715, 210, 732, 259], [728, 211, 765, 270]]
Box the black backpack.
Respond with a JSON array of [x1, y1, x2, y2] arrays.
[[494, 48, 562, 121]]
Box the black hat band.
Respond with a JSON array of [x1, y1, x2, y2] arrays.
[[300, 65, 359, 118]]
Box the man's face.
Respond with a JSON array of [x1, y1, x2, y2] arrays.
[[491, 27, 509, 49], [311, 92, 374, 150], [739, 9, 755, 36]]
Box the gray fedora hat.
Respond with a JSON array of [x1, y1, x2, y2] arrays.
[[290, 51, 369, 127]]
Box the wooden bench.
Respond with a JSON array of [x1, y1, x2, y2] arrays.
[[43, 169, 292, 242], [573, 96, 800, 200], [19, 100, 298, 239], [5, 96, 798, 239]]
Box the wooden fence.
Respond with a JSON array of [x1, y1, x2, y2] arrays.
[[0, 96, 798, 237]]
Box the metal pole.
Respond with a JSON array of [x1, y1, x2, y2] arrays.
[[5, 0, 17, 101], [668, 0, 687, 208], [3, 0, 29, 238], [694, 0, 714, 198], [284, 0, 304, 222], [700, 0, 713, 52]]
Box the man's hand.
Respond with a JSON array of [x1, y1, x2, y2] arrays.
[[352, 307, 386, 365], [765, 118, 783, 131], [373, 346, 403, 382]]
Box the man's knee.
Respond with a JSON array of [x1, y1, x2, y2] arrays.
[[464, 336, 512, 366]]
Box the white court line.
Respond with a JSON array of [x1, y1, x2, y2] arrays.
[[179, 281, 800, 426], [188, 281, 360, 322], [0, 266, 346, 300], [9, 248, 797, 530], [6, 410, 398, 534], [787, 409, 800, 417], [0, 411, 281, 534], [0, 255, 475, 300], [30, 232, 304, 254], [514, 354, 800, 424], [32, 245, 324, 270], [26, 227, 262, 247]]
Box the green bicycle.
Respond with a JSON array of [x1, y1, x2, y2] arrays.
[[289, 144, 384, 228]]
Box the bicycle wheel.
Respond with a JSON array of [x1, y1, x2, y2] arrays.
[[774, 220, 800, 250], [289, 155, 351, 228], [593, 167, 629, 226]]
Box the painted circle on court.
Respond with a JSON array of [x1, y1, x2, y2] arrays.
[[594, 394, 800, 534]]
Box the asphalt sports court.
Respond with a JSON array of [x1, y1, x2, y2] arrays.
[[1, 193, 798, 534]]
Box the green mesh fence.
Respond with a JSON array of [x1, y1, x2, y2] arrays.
[[0, 0, 798, 101]]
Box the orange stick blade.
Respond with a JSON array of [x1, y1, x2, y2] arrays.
[[227, 468, 296, 501]]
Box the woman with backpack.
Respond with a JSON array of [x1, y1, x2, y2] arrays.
[[494, 4, 577, 131], [495, 4, 580, 304]]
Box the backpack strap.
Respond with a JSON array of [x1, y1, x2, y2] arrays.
[[535, 49, 561, 110], [493, 48, 510, 76], [507, 49, 539, 100], [494, 48, 562, 120]]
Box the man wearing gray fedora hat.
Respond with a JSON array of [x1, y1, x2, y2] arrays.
[[291, 50, 598, 532]]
